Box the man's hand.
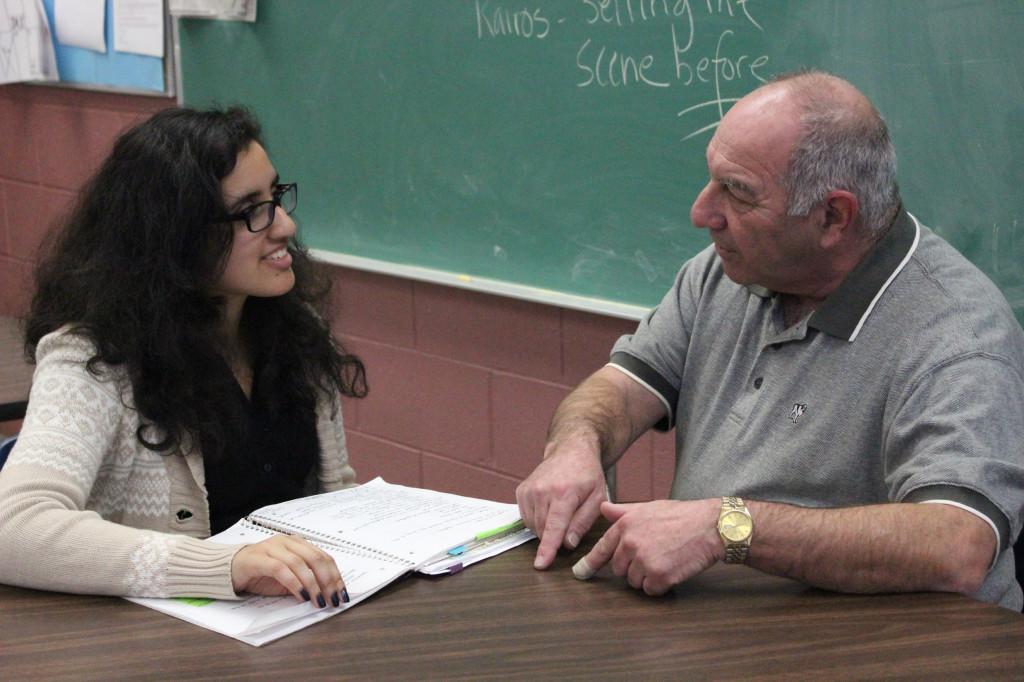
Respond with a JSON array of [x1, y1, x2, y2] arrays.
[[517, 365, 669, 571], [231, 534, 348, 608], [516, 440, 607, 570], [574, 499, 723, 595]]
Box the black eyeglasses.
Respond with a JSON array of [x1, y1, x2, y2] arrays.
[[222, 183, 298, 233]]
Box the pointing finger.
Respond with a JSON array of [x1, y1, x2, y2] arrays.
[[533, 498, 576, 569]]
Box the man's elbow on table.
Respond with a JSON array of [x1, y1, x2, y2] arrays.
[[933, 507, 998, 597]]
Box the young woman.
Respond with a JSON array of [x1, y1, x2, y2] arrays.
[[0, 107, 366, 610]]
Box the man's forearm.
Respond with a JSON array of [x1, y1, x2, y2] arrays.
[[545, 367, 664, 469], [746, 500, 996, 596]]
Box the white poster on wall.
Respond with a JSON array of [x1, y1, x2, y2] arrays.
[[54, 0, 107, 53], [113, 0, 163, 58], [0, 0, 59, 85]]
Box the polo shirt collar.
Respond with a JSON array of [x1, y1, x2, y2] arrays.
[[808, 208, 921, 342]]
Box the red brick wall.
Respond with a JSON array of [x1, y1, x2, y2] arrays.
[[0, 84, 171, 316], [0, 84, 676, 503], [329, 271, 677, 502]]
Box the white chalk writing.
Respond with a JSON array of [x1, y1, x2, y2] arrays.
[[476, 0, 552, 39], [474, 0, 770, 140]]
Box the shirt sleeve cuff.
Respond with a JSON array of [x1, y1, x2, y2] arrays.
[[607, 351, 678, 431], [903, 484, 1009, 571]]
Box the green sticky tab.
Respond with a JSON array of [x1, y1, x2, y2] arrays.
[[174, 597, 215, 607]]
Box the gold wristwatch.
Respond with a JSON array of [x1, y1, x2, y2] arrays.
[[717, 496, 753, 563]]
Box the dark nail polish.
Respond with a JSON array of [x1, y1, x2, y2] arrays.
[[342, 588, 350, 604], [317, 594, 327, 608], [300, 588, 310, 602], [331, 591, 340, 607]]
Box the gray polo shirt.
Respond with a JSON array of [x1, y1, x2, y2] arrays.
[[610, 210, 1024, 609]]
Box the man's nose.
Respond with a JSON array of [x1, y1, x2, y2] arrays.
[[691, 182, 725, 230]]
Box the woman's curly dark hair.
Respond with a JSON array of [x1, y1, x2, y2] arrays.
[[25, 106, 367, 460]]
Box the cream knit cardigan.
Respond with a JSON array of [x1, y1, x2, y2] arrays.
[[0, 328, 357, 599]]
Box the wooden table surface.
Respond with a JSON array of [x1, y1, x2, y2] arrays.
[[2, 536, 1022, 680]]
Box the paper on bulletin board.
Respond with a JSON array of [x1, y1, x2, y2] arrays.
[[40, 0, 165, 92], [169, 0, 255, 22], [113, 0, 163, 58], [0, 0, 59, 85], [54, 0, 106, 53]]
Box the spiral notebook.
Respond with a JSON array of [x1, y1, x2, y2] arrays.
[[127, 478, 535, 646]]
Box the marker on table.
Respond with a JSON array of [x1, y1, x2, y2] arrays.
[[474, 520, 525, 542], [448, 520, 527, 557]]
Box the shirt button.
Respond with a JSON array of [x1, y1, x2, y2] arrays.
[[263, 463, 273, 473], [754, 377, 763, 389]]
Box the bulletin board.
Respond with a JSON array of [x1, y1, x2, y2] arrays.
[[40, 0, 172, 95]]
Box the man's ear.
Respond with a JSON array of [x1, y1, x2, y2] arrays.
[[819, 190, 859, 248]]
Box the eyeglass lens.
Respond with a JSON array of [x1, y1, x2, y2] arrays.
[[249, 184, 297, 232]]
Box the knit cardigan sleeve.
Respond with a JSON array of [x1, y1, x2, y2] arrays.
[[315, 391, 359, 494], [0, 331, 241, 599]]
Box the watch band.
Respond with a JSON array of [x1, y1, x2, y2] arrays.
[[724, 543, 749, 564], [722, 496, 745, 511]]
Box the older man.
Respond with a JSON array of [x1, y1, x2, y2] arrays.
[[516, 70, 1024, 609]]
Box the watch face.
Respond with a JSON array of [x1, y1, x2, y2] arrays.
[[720, 510, 752, 542]]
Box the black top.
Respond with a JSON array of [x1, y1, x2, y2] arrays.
[[203, 357, 319, 535]]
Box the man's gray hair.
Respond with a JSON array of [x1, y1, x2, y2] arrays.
[[775, 71, 901, 233]]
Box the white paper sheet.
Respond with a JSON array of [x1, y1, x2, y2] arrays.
[[113, 0, 163, 58], [55, 0, 106, 53], [127, 479, 535, 646], [127, 520, 410, 646], [251, 477, 527, 566], [0, 0, 58, 84], [418, 527, 536, 575]]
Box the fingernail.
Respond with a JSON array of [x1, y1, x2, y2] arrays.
[[317, 594, 327, 608], [342, 588, 350, 604], [573, 557, 596, 580], [300, 588, 310, 602], [331, 591, 340, 607], [566, 532, 579, 549]]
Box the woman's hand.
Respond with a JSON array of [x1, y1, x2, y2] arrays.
[[230, 534, 348, 608]]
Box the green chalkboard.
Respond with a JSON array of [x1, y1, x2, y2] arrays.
[[179, 0, 1024, 317]]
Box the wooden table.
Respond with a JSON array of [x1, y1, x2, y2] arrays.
[[2, 538, 1022, 680], [0, 316, 32, 423]]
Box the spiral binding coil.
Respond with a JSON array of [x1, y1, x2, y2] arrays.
[[244, 516, 415, 567]]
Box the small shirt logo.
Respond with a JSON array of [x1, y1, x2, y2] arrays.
[[788, 403, 807, 423]]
